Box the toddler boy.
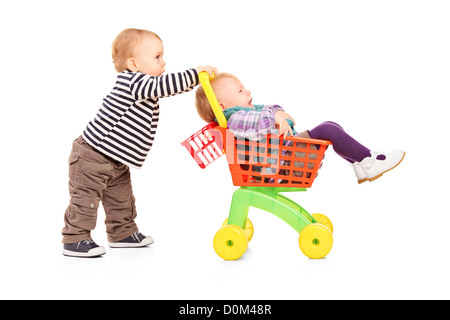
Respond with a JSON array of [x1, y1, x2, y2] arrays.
[[62, 28, 217, 257]]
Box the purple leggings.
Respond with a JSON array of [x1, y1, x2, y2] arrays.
[[308, 121, 372, 163]]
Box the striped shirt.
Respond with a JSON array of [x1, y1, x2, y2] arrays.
[[82, 68, 199, 168]]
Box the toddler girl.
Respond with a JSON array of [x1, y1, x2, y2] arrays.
[[195, 73, 405, 184]]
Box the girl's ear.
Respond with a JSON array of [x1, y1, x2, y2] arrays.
[[219, 102, 226, 111], [127, 58, 138, 71]]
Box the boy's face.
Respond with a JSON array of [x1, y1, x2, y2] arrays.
[[129, 36, 166, 76], [214, 77, 254, 110]]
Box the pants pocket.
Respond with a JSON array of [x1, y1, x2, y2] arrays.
[[82, 158, 113, 174], [67, 197, 100, 230], [68, 153, 80, 180]]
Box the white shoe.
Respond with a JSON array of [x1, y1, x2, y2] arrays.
[[360, 150, 405, 182], [352, 162, 368, 184]]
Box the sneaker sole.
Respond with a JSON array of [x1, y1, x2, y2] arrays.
[[358, 178, 368, 184], [108, 237, 154, 248], [62, 247, 106, 258], [368, 152, 405, 182]]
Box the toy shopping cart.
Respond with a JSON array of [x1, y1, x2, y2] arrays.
[[181, 72, 334, 260]]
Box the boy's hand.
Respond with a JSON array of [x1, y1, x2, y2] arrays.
[[196, 65, 218, 77], [274, 111, 295, 138]]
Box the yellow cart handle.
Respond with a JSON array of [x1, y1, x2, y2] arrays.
[[199, 72, 227, 128]]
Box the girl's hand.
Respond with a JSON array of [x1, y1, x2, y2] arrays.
[[274, 111, 295, 138], [196, 65, 218, 77]]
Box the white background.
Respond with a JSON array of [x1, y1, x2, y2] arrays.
[[1, 0, 449, 300]]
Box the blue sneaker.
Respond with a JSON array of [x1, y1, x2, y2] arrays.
[[62, 239, 106, 257]]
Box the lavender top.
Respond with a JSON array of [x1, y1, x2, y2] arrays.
[[223, 104, 295, 141]]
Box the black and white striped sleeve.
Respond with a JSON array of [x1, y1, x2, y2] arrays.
[[129, 68, 199, 100]]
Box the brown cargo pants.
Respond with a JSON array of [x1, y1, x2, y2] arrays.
[[62, 136, 139, 244]]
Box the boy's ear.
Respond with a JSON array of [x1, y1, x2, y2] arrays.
[[127, 58, 138, 71]]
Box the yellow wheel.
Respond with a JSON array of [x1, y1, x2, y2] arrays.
[[312, 213, 333, 233], [213, 225, 248, 260], [299, 223, 333, 259], [222, 217, 254, 242]]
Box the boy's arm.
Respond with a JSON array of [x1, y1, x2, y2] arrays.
[[227, 105, 283, 141], [129, 68, 199, 100]]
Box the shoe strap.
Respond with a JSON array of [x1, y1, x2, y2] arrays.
[[363, 152, 382, 169]]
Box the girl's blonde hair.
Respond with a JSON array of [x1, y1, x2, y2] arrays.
[[195, 73, 238, 123], [112, 28, 161, 72]]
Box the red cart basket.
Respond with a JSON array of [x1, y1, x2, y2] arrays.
[[181, 72, 334, 261]]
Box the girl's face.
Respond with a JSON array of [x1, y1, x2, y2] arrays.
[[214, 77, 254, 110], [128, 36, 166, 76]]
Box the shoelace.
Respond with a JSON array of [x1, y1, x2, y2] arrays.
[[77, 239, 94, 250], [131, 232, 142, 243]]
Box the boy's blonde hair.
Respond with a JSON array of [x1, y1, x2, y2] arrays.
[[112, 28, 161, 72], [195, 72, 238, 123]]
